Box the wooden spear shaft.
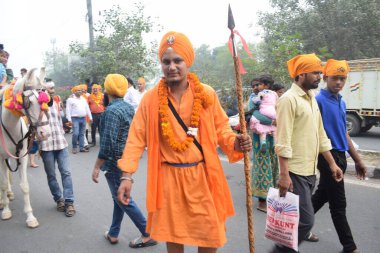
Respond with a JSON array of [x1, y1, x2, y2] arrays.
[[232, 55, 255, 253], [228, 5, 254, 252]]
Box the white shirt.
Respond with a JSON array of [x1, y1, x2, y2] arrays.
[[123, 87, 147, 111], [66, 96, 92, 121]]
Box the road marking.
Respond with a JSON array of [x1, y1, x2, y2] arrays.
[[219, 157, 380, 189]]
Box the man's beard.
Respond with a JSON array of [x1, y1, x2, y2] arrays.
[[309, 81, 320, 89], [303, 78, 320, 90], [166, 79, 181, 88]]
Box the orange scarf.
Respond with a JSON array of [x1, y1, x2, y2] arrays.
[[89, 92, 103, 106]]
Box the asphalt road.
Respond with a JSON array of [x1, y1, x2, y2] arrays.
[[1, 142, 380, 253], [351, 127, 380, 152]]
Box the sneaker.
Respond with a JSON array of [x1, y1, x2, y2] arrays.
[[80, 149, 89, 152], [72, 148, 78, 154]]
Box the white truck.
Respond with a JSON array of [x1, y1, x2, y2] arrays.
[[341, 58, 380, 136]]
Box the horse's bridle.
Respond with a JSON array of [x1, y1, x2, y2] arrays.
[[22, 87, 47, 128], [0, 88, 48, 172]]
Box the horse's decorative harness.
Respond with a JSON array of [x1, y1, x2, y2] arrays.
[[0, 88, 48, 172]]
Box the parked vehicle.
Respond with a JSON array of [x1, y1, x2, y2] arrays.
[[341, 58, 380, 136]]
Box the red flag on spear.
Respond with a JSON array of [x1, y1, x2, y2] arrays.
[[228, 4, 256, 253]]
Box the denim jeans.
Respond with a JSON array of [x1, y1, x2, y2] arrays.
[[41, 148, 74, 203], [103, 164, 148, 238], [71, 117, 86, 150]]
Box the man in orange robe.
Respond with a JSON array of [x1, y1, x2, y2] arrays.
[[117, 31, 252, 253]]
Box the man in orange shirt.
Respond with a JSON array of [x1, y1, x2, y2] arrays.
[[88, 84, 105, 146], [117, 31, 252, 253]]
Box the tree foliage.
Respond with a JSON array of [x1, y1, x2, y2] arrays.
[[258, 0, 380, 84], [69, 3, 161, 84]]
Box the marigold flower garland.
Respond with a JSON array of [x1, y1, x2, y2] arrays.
[[158, 73, 211, 152]]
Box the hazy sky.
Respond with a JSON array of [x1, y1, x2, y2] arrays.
[[1, 0, 271, 77]]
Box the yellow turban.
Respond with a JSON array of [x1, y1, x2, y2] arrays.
[[104, 74, 128, 97], [78, 84, 88, 92], [287, 53, 323, 78], [92, 84, 102, 90], [137, 77, 146, 85], [158, 31, 194, 67], [323, 59, 350, 77]]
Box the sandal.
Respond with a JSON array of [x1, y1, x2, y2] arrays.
[[256, 206, 267, 213], [305, 231, 319, 242], [256, 201, 267, 213], [104, 231, 118, 244], [129, 236, 158, 248], [56, 199, 65, 212], [64, 203, 76, 217]]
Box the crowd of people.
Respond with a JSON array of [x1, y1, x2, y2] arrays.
[[0, 30, 367, 253], [248, 55, 366, 253]]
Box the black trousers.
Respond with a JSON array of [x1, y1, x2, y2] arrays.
[[91, 113, 102, 144], [312, 150, 357, 252]]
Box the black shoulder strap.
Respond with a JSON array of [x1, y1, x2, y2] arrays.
[[167, 99, 203, 156]]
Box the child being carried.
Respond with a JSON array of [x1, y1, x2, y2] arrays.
[[249, 82, 278, 151]]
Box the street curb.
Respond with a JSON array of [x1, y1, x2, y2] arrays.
[[217, 147, 380, 179], [351, 149, 380, 179], [346, 163, 380, 179]]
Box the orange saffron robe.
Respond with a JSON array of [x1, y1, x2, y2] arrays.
[[118, 82, 243, 248]]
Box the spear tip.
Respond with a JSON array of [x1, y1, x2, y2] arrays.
[[228, 4, 235, 31]]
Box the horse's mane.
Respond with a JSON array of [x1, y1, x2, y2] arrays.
[[13, 78, 26, 94], [13, 68, 46, 94]]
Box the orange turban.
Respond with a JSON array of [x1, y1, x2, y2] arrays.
[[287, 53, 323, 78], [92, 84, 102, 90], [323, 59, 350, 77], [158, 31, 194, 67], [137, 77, 146, 85], [104, 74, 128, 97], [71, 85, 81, 93]]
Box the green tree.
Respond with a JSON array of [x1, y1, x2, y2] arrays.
[[191, 42, 256, 112], [69, 3, 161, 84], [259, 0, 380, 64]]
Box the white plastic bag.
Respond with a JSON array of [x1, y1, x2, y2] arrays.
[[265, 187, 300, 251]]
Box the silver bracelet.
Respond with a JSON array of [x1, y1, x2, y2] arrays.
[[120, 176, 134, 183]]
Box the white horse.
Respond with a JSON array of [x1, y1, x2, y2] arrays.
[[0, 68, 47, 228]]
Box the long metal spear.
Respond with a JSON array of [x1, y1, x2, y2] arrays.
[[228, 4, 255, 253]]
